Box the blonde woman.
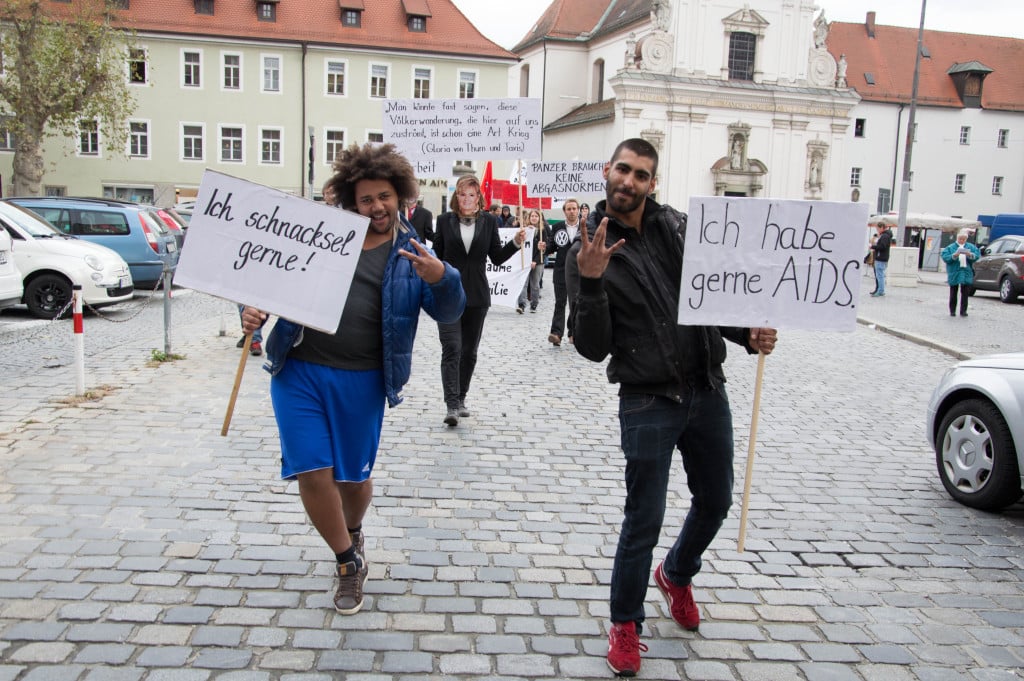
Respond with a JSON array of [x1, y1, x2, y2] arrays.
[[517, 208, 547, 314]]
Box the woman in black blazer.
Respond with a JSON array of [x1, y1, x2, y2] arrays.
[[433, 174, 525, 427]]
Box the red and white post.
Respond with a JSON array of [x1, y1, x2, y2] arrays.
[[72, 284, 85, 396]]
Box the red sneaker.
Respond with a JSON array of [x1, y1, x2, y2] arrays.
[[249, 340, 263, 356], [606, 621, 647, 677], [654, 561, 700, 630]]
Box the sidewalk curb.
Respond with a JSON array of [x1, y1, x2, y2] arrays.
[[857, 316, 972, 360]]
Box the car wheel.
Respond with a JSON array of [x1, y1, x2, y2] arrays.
[[24, 273, 73, 319], [935, 398, 1022, 511], [998, 276, 1017, 303]]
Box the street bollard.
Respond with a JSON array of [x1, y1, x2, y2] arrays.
[[72, 285, 85, 396], [163, 268, 173, 355]]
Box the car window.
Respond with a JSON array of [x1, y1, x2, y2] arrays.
[[0, 202, 63, 237], [74, 210, 130, 236], [30, 207, 73, 233]]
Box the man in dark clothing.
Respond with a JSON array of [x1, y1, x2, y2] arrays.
[[870, 223, 893, 296], [565, 138, 778, 678], [406, 197, 434, 244], [545, 197, 582, 346]]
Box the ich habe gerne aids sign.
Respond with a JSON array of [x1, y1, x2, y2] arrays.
[[173, 170, 370, 334], [679, 197, 870, 332]]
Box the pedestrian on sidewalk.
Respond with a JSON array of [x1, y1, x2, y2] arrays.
[[432, 174, 525, 427], [242, 143, 465, 616], [941, 228, 980, 317], [566, 138, 778, 678], [516, 208, 547, 314], [870, 222, 892, 296]]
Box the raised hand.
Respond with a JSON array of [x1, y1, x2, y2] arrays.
[[576, 217, 625, 279], [399, 240, 446, 284]]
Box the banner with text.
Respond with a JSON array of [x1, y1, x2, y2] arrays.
[[679, 197, 870, 331], [383, 98, 542, 178], [527, 160, 605, 198], [486, 227, 534, 309], [173, 171, 369, 334]]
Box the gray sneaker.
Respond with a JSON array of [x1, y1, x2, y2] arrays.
[[334, 558, 368, 615], [457, 401, 471, 417], [444, 408, 459, 426]]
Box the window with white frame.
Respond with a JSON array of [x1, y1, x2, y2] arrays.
[[79, 119, 99, 156], [959, 126, 970, 145], [849, 167, 861, 187], [326, 60, 346, 96], [220, 126, 243, 162], [182, 124, 204, 160], [458, 71, 476, 99], [992, 176, 1003, 195], [183, 50, 201, 88], [413, 67, 431, 99], [260, 128, 282, 164], [367, 131, 383, 143], [128, 48, 147, 84], [370, 64, 389, 98], [0, 118, 14, 151], [325, 129, 345, 165], [408, 16, 426, 32], [262, 55, 281, 93], [223, 53, 241, 90], [341, 9, 361, 27], [129, 121, 149, 158], [997, 129, 1009, 148], [954, 173, 966, 192]]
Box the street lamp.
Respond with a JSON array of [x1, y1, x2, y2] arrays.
[[896, 0, 927, 245]]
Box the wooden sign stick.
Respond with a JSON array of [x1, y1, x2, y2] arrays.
[[221, 333, 252, 436], [736, 351, 767, 552]]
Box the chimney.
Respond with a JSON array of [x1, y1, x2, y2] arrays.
[[866, 11, 876, 38]]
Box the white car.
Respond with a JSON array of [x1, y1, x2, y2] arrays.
[[926, 353, 1024, 511], [0, 228, 24, 310], [0, 200, 134, 319]]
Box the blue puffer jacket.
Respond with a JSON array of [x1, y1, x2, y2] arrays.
[[263, 218, 465, 407]]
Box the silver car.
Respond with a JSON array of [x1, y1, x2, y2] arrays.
[[926, 353, 1024, 511]]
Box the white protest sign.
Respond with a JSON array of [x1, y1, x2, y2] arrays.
[[527, 160, 605, 198], [172, 170, 369, 334], [679, 197, 870, 331], [383, 98, 542, 177], [486, 227, 534, 309]]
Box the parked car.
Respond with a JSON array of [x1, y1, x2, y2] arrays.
[[0, 200, 133, 319], [926, 353, 1024, 511], [155, 208, 187, 249], [0, 228, 24, 310], [968, 234, 1024, 303], [173, 200, 195, 227], [9, 197, 178, 289]]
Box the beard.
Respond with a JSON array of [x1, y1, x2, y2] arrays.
[[605, 179, 645, 215], [367, 212, 397, 235]]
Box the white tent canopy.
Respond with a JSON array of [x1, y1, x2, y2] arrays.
[[869, 212, 980, 232]]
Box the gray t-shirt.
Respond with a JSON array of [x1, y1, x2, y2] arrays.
[[288, 241, 390, 370]]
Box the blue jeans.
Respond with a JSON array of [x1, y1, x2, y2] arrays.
[[610, 388, 735, 626], [873, 260, 888, 295]]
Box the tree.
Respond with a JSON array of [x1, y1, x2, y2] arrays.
[[0, 0, 136, 196]]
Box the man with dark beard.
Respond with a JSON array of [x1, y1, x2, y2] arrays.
[[565, 138, 778, 677], [242, 143, 465, 616]]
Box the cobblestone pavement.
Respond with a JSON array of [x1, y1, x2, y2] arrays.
[[0, 272, 1021, 680]]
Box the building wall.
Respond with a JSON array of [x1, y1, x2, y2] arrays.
[[0, 33, 515, 217]]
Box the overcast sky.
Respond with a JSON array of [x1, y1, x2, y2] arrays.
[[452, 0, 1024, 50]]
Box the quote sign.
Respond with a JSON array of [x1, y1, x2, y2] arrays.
[[486, 227, 534, 309], [173, 171, 369, 334], [679, 197, 870, 331], [527, 160, 605, 198], [383, 98, 541, 178]]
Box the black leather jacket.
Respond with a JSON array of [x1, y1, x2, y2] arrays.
[[566, 199, 754, 399]]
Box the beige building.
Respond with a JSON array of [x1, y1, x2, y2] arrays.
[[0, 0, 517, 216]]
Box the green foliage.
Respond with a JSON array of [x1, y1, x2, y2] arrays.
[[149, 349, 186, 363], [0, 0, 137, 194]]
